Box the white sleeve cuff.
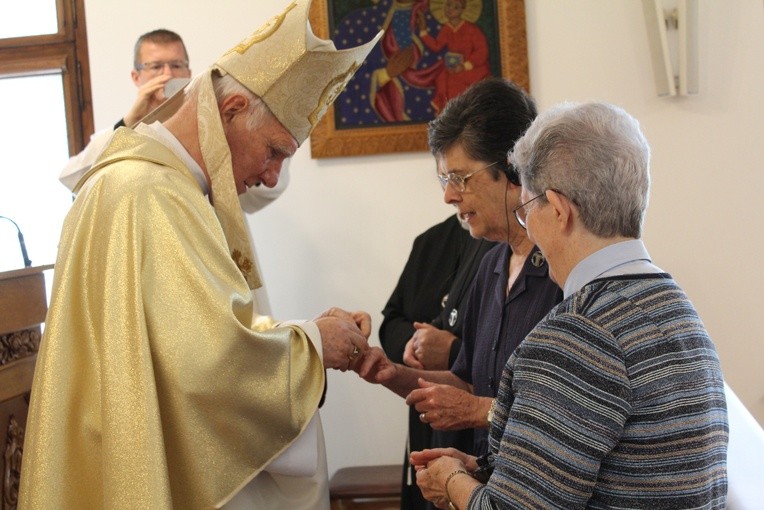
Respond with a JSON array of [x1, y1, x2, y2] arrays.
[[277, 319, 323, 363]]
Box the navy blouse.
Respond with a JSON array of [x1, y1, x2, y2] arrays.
[[451, 243, 563, 455]]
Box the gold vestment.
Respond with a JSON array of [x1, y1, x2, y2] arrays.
[[19, 129, 324, 509]]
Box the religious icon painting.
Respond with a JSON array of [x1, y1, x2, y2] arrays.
[[309, 0, 530, 158]]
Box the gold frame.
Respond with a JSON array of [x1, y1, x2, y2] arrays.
[[308, 0, 529, 159]]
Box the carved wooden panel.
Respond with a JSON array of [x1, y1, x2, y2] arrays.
[[2, 414, 24, 510], [0, 329, 40, 367]]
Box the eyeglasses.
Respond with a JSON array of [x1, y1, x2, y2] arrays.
[[136, 60, 189, 74], [437, 161, 498, 192], [512, 192, 545, 229]]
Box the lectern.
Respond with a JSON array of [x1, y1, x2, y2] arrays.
[[0, 264, 53, 510]]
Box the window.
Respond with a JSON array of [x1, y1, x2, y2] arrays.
[[0, 0, 93, 273]]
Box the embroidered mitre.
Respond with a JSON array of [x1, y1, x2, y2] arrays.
[[217, 0, 383, 144], [143, 0, 382, 289]]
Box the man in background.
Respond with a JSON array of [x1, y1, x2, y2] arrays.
[[59, 29, 191, 191]]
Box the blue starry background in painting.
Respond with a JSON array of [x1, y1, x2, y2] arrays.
[[328, 0, 502, 130], [329, 0, 444, 129]]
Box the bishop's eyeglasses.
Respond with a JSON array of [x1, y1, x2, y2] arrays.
[[437, 161, 498, 192]]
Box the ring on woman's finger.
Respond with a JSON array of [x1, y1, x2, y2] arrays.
[[419, 412, 427, 423], [348, 344, 360, 361]]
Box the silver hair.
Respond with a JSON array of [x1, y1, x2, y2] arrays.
[[509, 102, 651, 238], [193, 73, 276, 130]]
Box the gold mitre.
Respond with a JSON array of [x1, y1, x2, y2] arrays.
[[216, 0, 382, 145], [140, 0, 381, 291]]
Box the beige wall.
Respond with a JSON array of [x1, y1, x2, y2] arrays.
[[522, 0, 764, 427], [83, 0, 764, 478]]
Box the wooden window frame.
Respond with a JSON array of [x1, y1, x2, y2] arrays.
[[0, 0, 94, 156]]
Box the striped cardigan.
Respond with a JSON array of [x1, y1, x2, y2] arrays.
[[469, 274, 728, 509]]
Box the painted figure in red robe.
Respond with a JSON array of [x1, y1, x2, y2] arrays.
[[417, 0, 490, 112]]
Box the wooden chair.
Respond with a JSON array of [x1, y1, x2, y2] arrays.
[[329, 464, 402, 510]]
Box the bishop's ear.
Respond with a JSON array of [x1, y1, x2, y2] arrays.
[[220, 94, 249, 123]]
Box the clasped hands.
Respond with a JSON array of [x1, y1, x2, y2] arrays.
[[410, 448, 480, 510], [402, 322, 456, 370]]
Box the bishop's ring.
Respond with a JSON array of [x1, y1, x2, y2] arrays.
[[348, 344, 360, 362]]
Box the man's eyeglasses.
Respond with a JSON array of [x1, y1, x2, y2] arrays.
[[136, 60, 189, 74], [512, 192, 545, 229], [437, 161, 498, 192]]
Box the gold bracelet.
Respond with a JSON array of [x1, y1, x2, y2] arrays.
[[444, 469, 470, 510]]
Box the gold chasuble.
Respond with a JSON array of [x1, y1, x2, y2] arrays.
[[19, 130, 324, 508]]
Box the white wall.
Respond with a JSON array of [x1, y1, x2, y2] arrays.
[[82, 0, 764, 478]]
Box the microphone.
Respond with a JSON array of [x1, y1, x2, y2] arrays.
[[0, 215, 32, 268]]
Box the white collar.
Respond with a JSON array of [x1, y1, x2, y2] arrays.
[[563, 239, 663, 298], [134, 121, 210, 195]]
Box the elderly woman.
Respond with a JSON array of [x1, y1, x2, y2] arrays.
[[355, 78, 563, 506], [412, 102, 728, 509]]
